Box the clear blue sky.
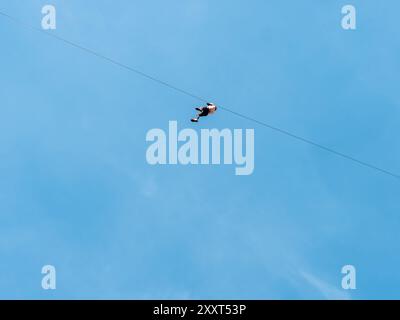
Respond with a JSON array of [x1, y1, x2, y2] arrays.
[[1, 0, 400, 299]]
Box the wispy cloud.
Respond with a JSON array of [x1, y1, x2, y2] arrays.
[[299, 271, 351, 300]]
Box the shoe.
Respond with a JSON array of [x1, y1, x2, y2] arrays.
[[191, 118, 199, 122]]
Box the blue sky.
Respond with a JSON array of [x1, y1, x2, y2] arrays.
[[1, 0, 400, 299]]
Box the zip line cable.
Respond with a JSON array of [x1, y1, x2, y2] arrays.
[[1, 10, 399, 180]]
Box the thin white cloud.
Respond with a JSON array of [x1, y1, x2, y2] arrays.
[[299, 270, 351, 300]]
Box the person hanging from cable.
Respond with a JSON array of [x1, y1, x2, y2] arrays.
[[191, 103, 218, 122]]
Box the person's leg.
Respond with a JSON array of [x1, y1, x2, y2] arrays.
[[191, 109, 202, 122], [199, 108, 209, 117], [191, 107, 208, 122]]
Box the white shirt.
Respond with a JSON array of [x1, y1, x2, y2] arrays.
[[207, 104, 217, 114]]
